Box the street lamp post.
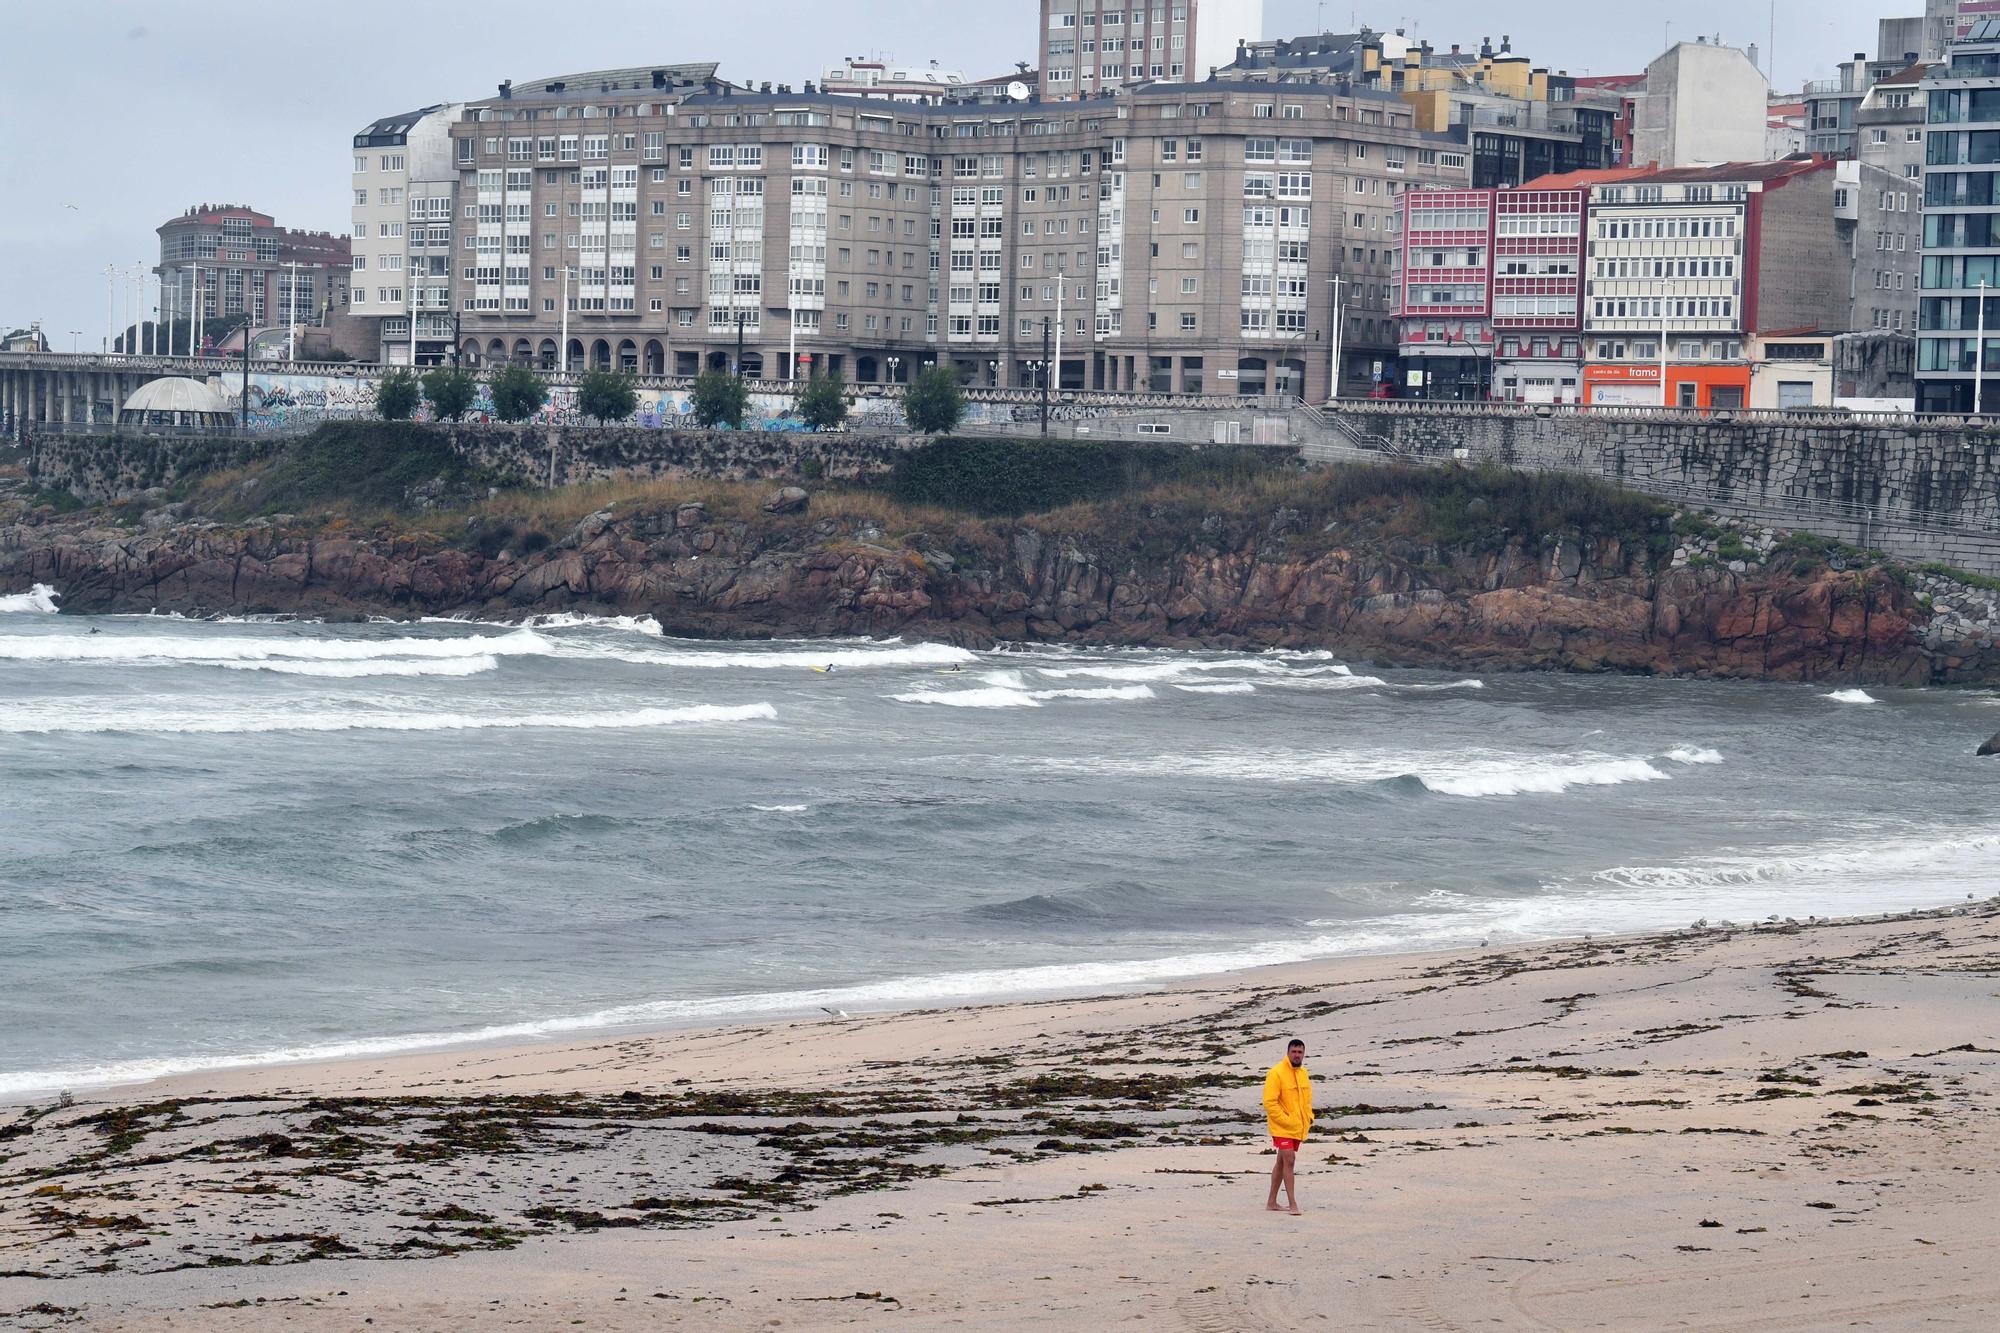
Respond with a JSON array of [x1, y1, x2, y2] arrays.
[[1326, 275, 1346, 404], [1978, 279, 1989, 416], [734, 311, 748, 381], [1040, 316, 1053, 437], [560, 265, 576, 374], [887, 355, 902, 386]]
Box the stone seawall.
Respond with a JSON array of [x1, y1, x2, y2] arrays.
[[1329, 409, 2000, 575]]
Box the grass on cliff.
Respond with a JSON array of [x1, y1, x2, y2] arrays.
[[196, 422, 517, 521], [171, 426, 1672, 572]]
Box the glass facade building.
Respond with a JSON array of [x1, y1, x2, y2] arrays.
[[1918, 21, 2000, 410]]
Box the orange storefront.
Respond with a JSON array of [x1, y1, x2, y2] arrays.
[[1583, 363, 1751, 409]]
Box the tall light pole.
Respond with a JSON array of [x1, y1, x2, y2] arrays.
[[1040, 315, 1052, 436], [560, 265, 575, 373], [284, 260, 299, 362], [1978, 278, 1989, 416], [103, 264, 117, 355], [1055, 255, 1066, 393], [1326, 274, 1346, 403], [1658, 278, 1671, 409]]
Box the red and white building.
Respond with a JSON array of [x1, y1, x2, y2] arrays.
[[1394, 189, 1494, 400]]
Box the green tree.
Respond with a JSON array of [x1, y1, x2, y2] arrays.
[[794, 370, 849, 431], [375, 369, 420, 421], [690, 369, 750, 429], [489, 363, 550, 423], [904, 364, 965, 435], [421, 366, 478, 422], [577, 370, 639, 425]]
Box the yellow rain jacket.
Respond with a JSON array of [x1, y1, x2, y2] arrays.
[[1263, 1058, 1313, 1142]]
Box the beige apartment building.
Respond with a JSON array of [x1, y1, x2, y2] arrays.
[[446, 68, 1466, 400]]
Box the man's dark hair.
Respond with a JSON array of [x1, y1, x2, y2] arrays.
[[1287, 1039, 1305, 1051]]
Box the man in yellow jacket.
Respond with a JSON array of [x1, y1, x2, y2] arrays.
[[1263, 1038, 1312, 1214]]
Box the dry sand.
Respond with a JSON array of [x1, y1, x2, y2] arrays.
[[4, 902, 2000, 1330]]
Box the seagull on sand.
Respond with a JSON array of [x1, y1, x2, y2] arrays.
[[820, 1006, 852, 1019]]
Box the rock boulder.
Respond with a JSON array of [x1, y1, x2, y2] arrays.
[[762, 487, 810, 515], [1981, 731, 2000, 758]]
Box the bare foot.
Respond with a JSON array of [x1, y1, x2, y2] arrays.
[[1266, 1203, 1285, 1212], [1288, 1205, 1303, 1216]]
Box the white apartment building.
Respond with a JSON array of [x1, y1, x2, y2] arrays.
[[1040, 0, 1264, 100], [351, 104, 462, 365]]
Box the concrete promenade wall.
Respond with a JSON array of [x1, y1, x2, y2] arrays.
[[1319, 406, 2000, 576]]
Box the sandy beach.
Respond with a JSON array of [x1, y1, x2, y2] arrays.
[[4, 901, 2000, 1330]]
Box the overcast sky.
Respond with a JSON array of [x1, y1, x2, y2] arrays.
[[0, 0, 1922, 342]]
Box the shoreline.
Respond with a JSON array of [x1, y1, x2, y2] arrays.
[[10, 890, 1994, 1112], [5, 898, 1999, 1328]]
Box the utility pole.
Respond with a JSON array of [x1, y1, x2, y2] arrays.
[[1041, 315, 1052, 437], [735, 311, 747, 381], [1055, 255, 1065, 394], [103, 264, 115, 354]]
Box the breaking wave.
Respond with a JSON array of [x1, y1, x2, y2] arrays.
[[0, 584, 61, 614], [890, 684, 1157, 709], [1824, 689, 1880, 704], [1038, 745, 1723, 799], [0, 629, 550, 664], [215, 656, 501, 679], [0, 702, 778, 736]]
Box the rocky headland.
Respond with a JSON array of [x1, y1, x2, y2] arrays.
[[3, 440, 1996, 687]]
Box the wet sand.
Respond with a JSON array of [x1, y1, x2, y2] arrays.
[[4, 901, 2000, 1330]]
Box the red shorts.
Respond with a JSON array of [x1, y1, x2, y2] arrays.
[[1271, 1137, 1301, 1153]]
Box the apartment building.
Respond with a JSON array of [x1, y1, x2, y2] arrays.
[[1631, 41, 1771, 169], [155, 205, 350, 345], [1856, 61, 1933, 188], [1220, 29, 1620, 189], [1039, 0, 1263, 100], [1917, 22, 2000, 412], [443, 70, 1465, 400], [1928, 0, 2000, 57], [1579, 160, 1847, 408], [351, 104, 462, 365], [822, 60, 971, 104], [1395, 182, 1616, 404]]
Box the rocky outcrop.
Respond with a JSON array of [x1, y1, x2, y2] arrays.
[[4, 500, 1994, 687], [1981, 732, 2000, 757]]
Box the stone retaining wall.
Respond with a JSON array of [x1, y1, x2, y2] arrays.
[[1326, 409, 2000, 576]]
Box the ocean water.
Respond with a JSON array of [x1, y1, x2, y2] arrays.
[[2, 585, 1994, 1100]]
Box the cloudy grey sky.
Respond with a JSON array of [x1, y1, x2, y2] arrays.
[[0, 0, 1922, 342]]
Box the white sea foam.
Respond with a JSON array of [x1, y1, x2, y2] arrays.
[[1666, 746, 1725, 765], [0, 701, 777, 736], [215, 656, 501, 679], [751, 803, 810, 814], [1591, 832, 2000, 895], [1038, 745, 1716, 799], [563, 640, 978, 671], [520, 612, 665, 636], [1395, 680, 1487, 693], [892, 683, 1156, 708], [0, 584, 60, 614], [0, 628, 550, 664], [1175, 682, 1258, 695], [1825, 689, 1880, 704], [1422, 758, 1670, 798]]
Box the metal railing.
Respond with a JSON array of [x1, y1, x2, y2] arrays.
[[1318, 396, 2000, 431]]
